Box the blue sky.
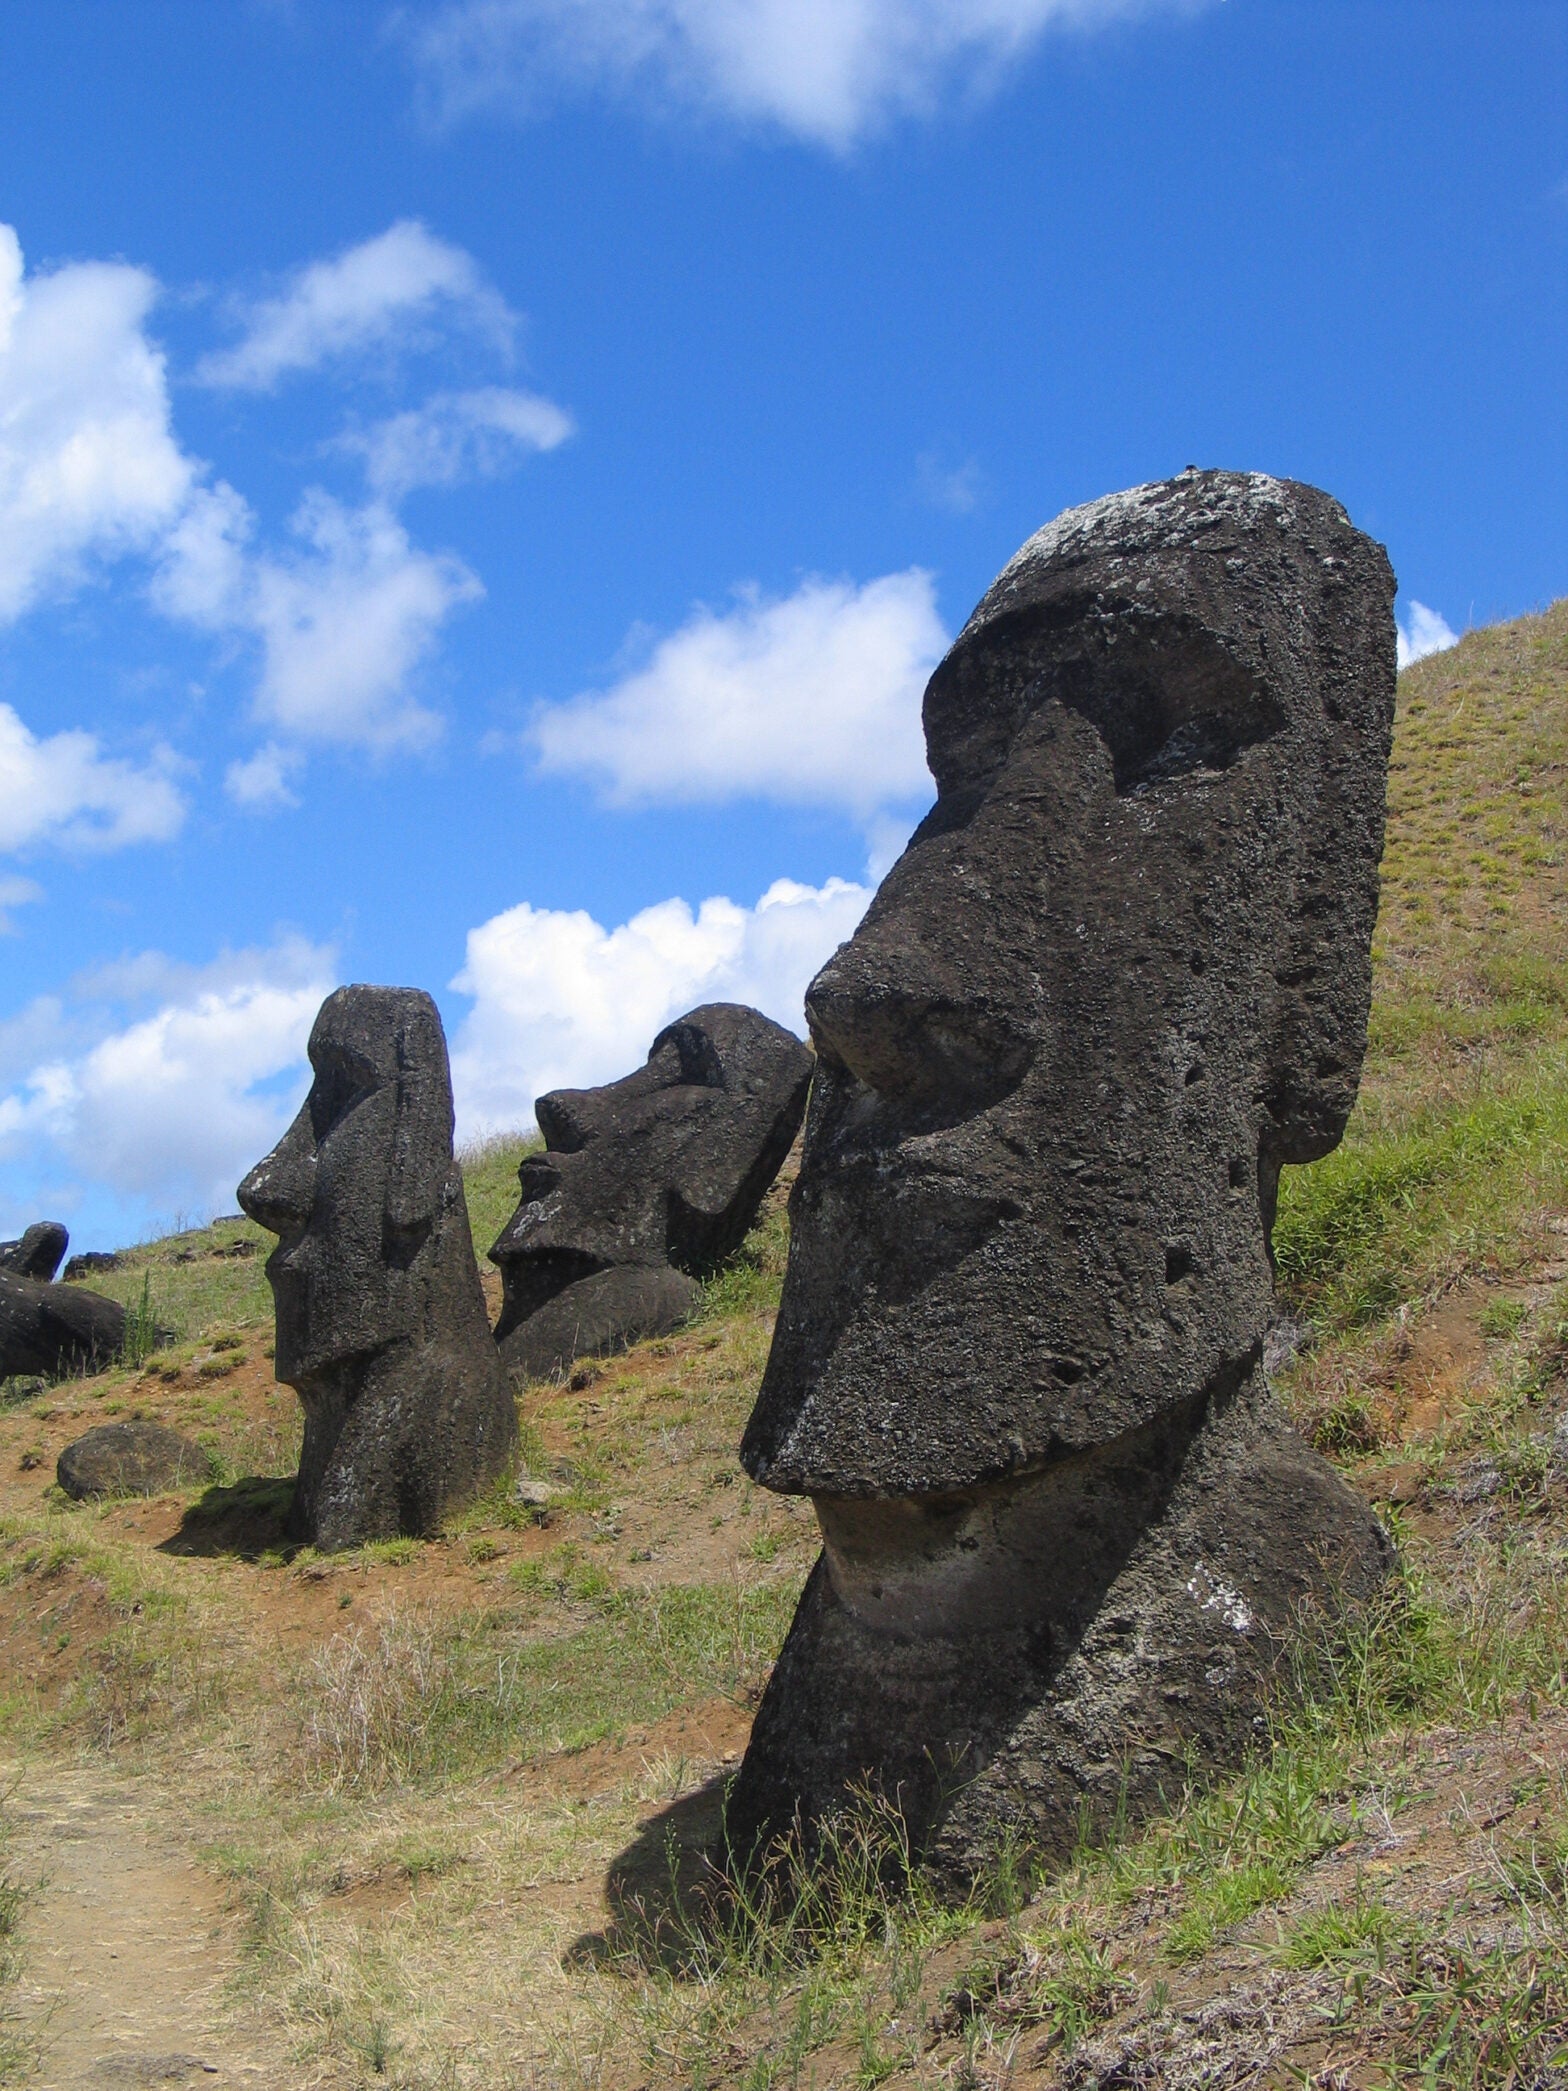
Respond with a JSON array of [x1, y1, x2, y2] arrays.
[[1, 0, 1564, 1249]]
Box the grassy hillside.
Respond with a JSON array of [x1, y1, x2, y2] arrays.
[[2, 603, 1568, 2087]]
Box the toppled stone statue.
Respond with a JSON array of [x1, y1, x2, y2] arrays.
[[238, 985, 516, 1550], [491, 1005, 814, 1380], [730, 470, 1398, 1879], [58, 1420, 207, 1500], [0, 1270, 125, 1380], [0, 1221, 69, 1282]]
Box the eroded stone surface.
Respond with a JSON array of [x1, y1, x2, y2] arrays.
[[57, 1421, 207, 1500], [238, 985, 516, 1550], [730, 469, 1398, 1875], [0, 1270, 125, 1382], [0, 1220, 69, 1282], [491, 1003, 812, 1378]]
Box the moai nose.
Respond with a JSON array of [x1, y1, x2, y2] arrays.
[[807, 947, 1031, 1114], [237, 1108, 317, 1237]]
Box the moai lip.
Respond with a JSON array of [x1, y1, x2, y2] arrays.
[[238, 985, 516, 1550], [490, 1002, 813, 1381], [729, 470, 1399, 1880]]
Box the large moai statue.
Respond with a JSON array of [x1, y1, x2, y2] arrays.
[[239, 986, 516, 1550], [729, 470, 1398, 1879], [491, 1004, 814, 1380]]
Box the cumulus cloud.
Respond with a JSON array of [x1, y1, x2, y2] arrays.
[[197, 219, 517, 390], [225, 742, 302, 811], [0, 936, 335, 1235], [248, 495, 483, 750], [0, 221, 198, 624], [449, 874, 869, 1137], [530, 570, 942, 823], [337, 385, 575, 498], [0, 703, 185, 856], [404, 0, 1204, 149], [1397, 600, 1461, 671]]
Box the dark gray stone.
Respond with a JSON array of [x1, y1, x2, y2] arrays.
[[497, 1265, 699, 1381], [237, 985, 516, 1551], [491, 1003, 812, 1378], [730, 469, 1398, 1878], [0, 1221, 69, 1282], [63, 1249, 121, 1280], [0, 1270, 126, 1380], [57, 1421, 208, 1499]]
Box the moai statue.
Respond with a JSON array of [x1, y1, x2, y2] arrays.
[[491, 1004, 814, 1380], [729, 470, 1398, 1880], [239, 986, 516, 1550], [0, 1222, 69, 1282]]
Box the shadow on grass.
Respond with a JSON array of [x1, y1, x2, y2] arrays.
[[159, 1473, 296, 1559], [566, 1772, 733, 1975]]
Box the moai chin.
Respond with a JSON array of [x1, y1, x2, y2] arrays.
[[239, 985, 516, 1550], [730, 470, 1398, 1880]]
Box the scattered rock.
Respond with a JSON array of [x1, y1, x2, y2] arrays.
[[0, 1220, 69, 1282], [57, 1421, 209, 1500], [62, 1250, 121, 1280], [0, 1270, 126, 1381], [238, 985, 517, 1551], [490, 1003, 812, 1377], [729, 469, 1399, 1880]]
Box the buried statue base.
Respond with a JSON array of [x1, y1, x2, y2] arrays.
[[727, 1359, 1391, 1879]]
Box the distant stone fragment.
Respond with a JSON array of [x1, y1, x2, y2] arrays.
[[0, 1221, 69, 1282], [729, 469, 1399, 1880], [62, 1250, 121, 1280], [238, 985, 517, 1550], [57, 1420, 207, 1500], [0, 1271, 126, 1381], [491, 1004, 813, 1378]]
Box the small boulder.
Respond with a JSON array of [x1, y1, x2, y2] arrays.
[[57, 1421, 208, 1500], [0, 1221, 69, 1282]]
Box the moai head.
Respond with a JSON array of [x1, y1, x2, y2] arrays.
[[742, 470, 1397, 1499], [239, 987, 459, 1383], [491, 1003, 813, 1365], [239, 985, 514, 1546]]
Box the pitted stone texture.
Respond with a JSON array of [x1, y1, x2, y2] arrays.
[[730, 469, 1397, 1871], [491, 1003, 812, 1377], [58, 1421, 207, 1500], [0, 1221, 69, 1282], [238, 985, 516, 1550], [0, 1270, 125, 1380]]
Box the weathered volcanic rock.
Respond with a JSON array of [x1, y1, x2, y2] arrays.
[[62, 1249, 121, 1280], [0, 1221, 69, 1282], [238, 985, 517, 1551], [491, 1004, 813, 1378], [729, 469, 1398, 1879], [0, 1270, 126, 1380], [57, 1420, 207, 1500]]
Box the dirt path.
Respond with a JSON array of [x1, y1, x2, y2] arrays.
[[4, 1761, 291, 2091]]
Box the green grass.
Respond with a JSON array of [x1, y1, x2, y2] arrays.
[[456, 1128, 539, 1264]]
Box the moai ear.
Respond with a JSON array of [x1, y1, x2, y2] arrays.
[[383, 998, 455, 1240]]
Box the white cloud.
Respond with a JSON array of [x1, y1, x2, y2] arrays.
[[0, 703, 185, 856], [249, 494, 483, 749], [449, 874, 869, 1137], [338, 385, 575, 498], [0, 876, 42, 932], [1397, 600, 1461, 670], [405, 0, 1203, 149], [0, 221, 198, 624], [225, 742, 302, 810], [915, 449, 985, 515], [197, 220, 517, 390], [0, 936, 335, 1232], [530, 570, 941, 822]]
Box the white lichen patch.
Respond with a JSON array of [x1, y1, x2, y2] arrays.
[[1186, 1560, 1254, 1633]]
